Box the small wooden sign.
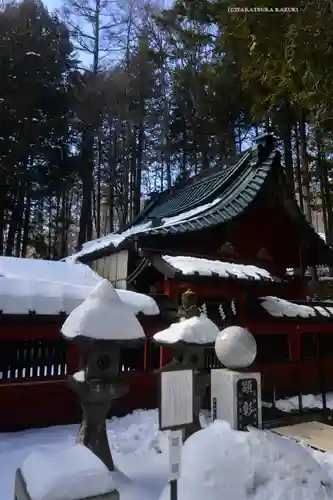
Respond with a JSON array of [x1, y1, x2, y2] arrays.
[[159, 369, 194, 431], [236, 378, 259, 431]]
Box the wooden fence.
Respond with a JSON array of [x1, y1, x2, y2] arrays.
[[0, 318, 162, 431], [1, 318, 333, 431]]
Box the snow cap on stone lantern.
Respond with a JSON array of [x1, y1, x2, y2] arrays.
[[154, 314, 220, 345], [215, 326, 257, 369], [61, 278, 145, 341]]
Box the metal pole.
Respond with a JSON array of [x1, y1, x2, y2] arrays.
[[170, 479, 178, 500]]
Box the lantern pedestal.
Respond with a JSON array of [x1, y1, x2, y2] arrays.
[[69, 375, 128, 471], [211, 369, 262, 431]]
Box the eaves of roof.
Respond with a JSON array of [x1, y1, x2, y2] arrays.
[[244, 297, 333, 323], [149, 253, 285, 285]]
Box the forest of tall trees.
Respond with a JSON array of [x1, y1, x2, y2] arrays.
[[0, 0, 332, 259]]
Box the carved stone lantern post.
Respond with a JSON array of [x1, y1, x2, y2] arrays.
[[13, 279, 158, 500], [154, 289, 220, 441], [61, 279, 146, 471]]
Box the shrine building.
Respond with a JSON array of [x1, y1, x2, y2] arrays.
[[67, 133, 333, 401]]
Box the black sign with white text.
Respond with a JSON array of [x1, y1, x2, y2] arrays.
[[236, 378, 258, 431]]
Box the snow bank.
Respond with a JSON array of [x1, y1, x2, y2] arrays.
[[159, 420, 333, 500], [264, 392, 333, 413], [22, 443, 117, 500], [61, 279, 145, 340], [154, 315, 220, 344], [0, 256, 159, 316], [163, 255, 273, 281], [4, 409, 333, 500], [1, 409, 168, 500]]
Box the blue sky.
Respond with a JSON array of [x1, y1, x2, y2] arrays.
[[44, 0, 61, 11], [43, 0, 92, 67]]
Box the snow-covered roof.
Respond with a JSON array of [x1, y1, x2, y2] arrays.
[[61, 279, 145, 340], [260, 296, 333, 319], [66, 197, 223, 262], [153, 315, 220, 344], [0, 256, 159, 316], [161, 255, 275, 282]]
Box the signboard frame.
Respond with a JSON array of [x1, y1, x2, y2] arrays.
[[159, 367, 195, 432]]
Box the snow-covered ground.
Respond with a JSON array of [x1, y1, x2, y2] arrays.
[[264, 392, 333, 413], [3, 409, 333, 500]]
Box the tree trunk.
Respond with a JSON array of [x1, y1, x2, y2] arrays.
[[6, 185, 25, 256], [282, 101, 294, 194], [299, 110, 312, 222], [78, 129, 94, 247], [21, 196, 31, 257], [294, 121, 304, 213], [96, 138, 102, 238], [299, 109, 317, 281], [133, 120, 144, 217]]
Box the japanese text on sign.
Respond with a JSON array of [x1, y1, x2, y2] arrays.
[[160, 370, 194, 430], [236, 378, 258, 431]]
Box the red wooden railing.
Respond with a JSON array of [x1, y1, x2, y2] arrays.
[[0, 320, 162, 431], [1, 317, 333, 431]]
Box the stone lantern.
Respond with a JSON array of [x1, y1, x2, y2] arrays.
[[154, 289, 220, 441], [13, 279, 155, 500], [61, 279, 145, 471]]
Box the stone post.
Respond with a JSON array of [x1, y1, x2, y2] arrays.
[[211, 326, 262, 431], [69, 374, 128, 471], [69, 338, 128, 471]]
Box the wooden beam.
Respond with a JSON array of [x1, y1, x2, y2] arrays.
[[271, 421, 333, 452]]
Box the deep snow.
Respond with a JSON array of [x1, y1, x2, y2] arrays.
[[3, 409, 333, 500]]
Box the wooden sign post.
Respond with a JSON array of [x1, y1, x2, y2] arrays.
[[159, 369, 195, 500]]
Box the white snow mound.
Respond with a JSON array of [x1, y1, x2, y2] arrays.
[[159, 420, 333, 500], [61, 279, 145, 340], [22, 443, 117, 500], [0, 256, 159, 316], [154, 314, 220, 344], [116, 288, 160, 316]]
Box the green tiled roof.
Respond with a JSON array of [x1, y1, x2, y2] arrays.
[[71, 134, 333, 266], [143, 149, 253, 221], [136, 145, 275, 236]]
